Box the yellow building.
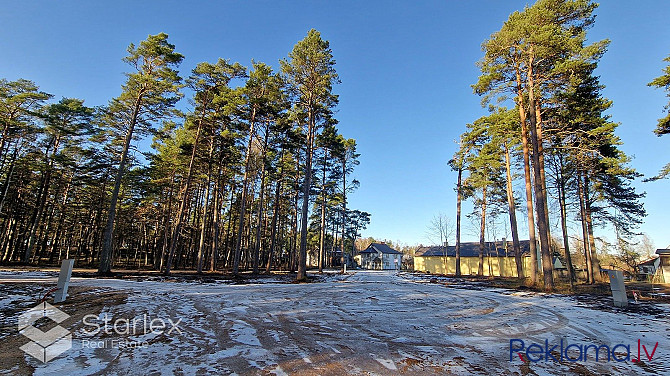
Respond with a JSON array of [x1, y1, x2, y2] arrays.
[[413, 240, 538, 277], [656, 249, 670, 283]]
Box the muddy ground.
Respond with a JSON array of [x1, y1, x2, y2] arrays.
[[1, 270, 668, 375]]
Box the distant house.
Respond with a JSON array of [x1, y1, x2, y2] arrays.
[[552, 256, 565, 270], [414, 240, 538, 277], [357, 243, 403, 270], [636, 256, 660, 276], [307, 247, 354, 268], [655, 249, 670, 283], [332, 247, 355, 268]]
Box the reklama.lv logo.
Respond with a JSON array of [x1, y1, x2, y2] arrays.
[[510, 338, 659, 363]]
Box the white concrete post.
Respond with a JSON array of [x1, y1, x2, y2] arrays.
[[607, 270, 628, 308], [53, 259, 74, 303]]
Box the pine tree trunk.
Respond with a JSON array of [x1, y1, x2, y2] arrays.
[[515, 65, 538, 285], [0, 120, 12, 164], [557, 153, 575, 287], [504, 145, 523, 279], [577, 171, 593, 284], [584, 175, 602, 282], [1, 218, 14, 262], [266, 176, 282, 274], [535, 102, 552, 249], [197, 135, 215, 273], [340, 153, 347, 273], [318, 149, 327, 273], [223, 183, 237, 269], [291, 157, 300, 273], [252, 127, 270, 274], [158, 174, 175, 271], [233, 107, 257, 274], [165, 105, 208, 274], [478, 186, 486, 276], [297, 112, 315, 281], [0, 145, 18, 218], [33, 198, 56, 263], [24, 137, 60, 262], [526, 51, 554, 291], [99, 92, 144, 274], [210, 164, 222, 272], [331, 225, 338, 269], [455, 165, 463, 277], [196, 181, 210, 274], [48, 173, 72, 262]]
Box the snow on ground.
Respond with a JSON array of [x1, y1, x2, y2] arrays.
[[1, 270, 669, 375]]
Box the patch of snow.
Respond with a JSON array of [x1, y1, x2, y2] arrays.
[[230, 320, 261, 346], [270, 365, 288, 376], [375, 357, 397, 370], [2, 270, 669, 375]]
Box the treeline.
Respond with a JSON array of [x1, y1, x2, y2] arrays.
[[0, 30, 370, 278], [452, 0, 651, 290]]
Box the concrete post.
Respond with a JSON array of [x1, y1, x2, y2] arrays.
[[607, 270, 628, 308], [53, 259, 74, 303]]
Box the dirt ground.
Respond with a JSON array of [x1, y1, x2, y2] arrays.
[[1, 270, 669, 375], [0, 283, 128, 375], [405, 272, 670, 310]]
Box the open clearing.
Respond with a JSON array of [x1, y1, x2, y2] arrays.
[[1, 270, 669, 375]]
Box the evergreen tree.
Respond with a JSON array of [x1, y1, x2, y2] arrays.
[[99, 33, 184, 274], [648, 54, 670, 180], [281, 29, 339, 281], [482, 108, 525, 279], [165, 58, 245, 274], [24, 98, 94, 262], [0, 79, 51, 160], [474, 0, 608, 290], [461, 116, 506, 276]]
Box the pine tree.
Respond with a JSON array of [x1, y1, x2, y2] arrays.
[[99, 33, 184, 274], [461, 117, 506, 276], [449, 138, 470, 277], [24, 98, 94, 262], [337, 137, 360, 271], [281, 29, 339, 281], [547, 59, 645, 283], [0, 79, 51, 161], [648, 54, 670, 180], [164, 59, 245, 274], [483, 108, 525, 279], [474, 0, 608, 290]]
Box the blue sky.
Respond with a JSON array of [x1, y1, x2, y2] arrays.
[[2, 1, 669, 250]]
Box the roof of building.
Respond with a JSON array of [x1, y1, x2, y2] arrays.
[[656, 249, 670, 255], [414, 240, 531, 258], [637, 256, 660, 266], [360, 243, 402, 255]]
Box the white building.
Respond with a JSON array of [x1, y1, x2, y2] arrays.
[[654, 249, 669, 283], [637, 256, 660, 276], [357, 243, 402, 270]]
